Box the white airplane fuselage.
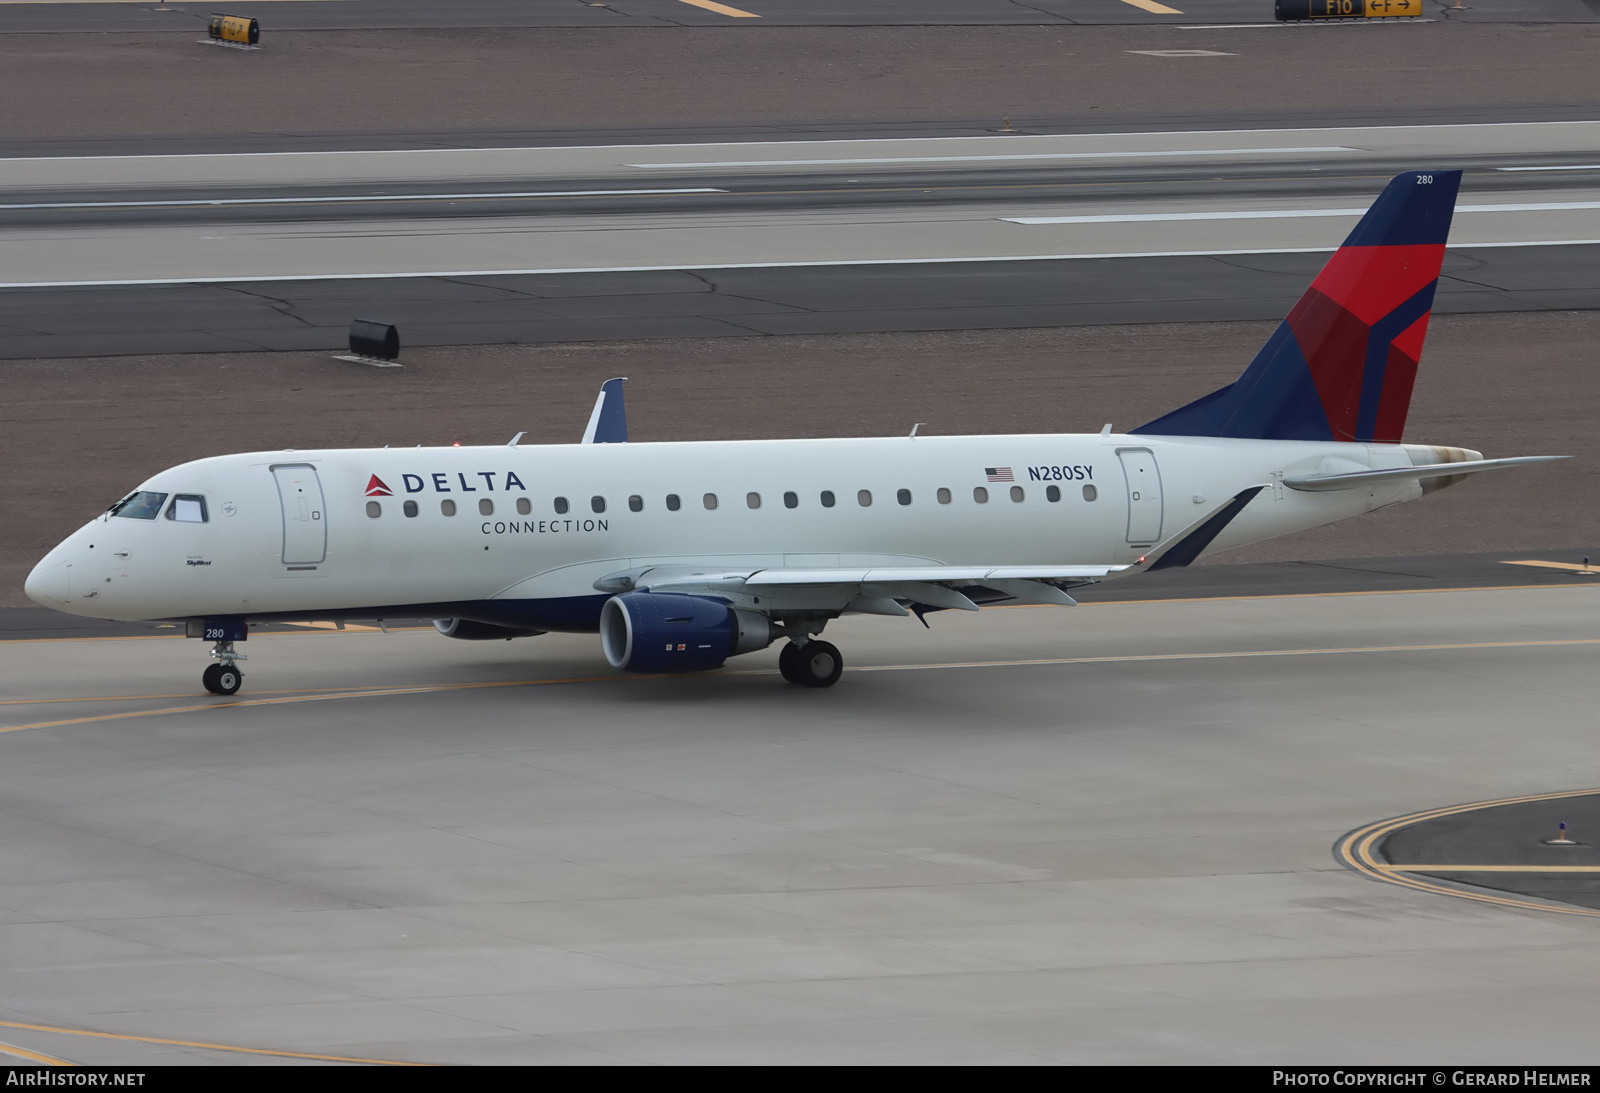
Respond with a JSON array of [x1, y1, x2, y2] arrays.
[[26, 432, 1450, 626]]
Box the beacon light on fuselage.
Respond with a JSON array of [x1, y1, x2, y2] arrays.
[[25, 171, 1563, 693]]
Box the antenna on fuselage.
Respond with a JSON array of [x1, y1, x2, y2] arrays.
[[508, 432, 525, 448]]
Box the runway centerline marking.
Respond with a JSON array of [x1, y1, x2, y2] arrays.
[[0, 1018, 421, 1066], [625, 147, 1353, 169], [675, 0, 761, 14], [7, 636, 1600, 735]]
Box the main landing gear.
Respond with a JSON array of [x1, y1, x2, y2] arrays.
[[779, 639, 843, 688], [202, 641, 246, 696]]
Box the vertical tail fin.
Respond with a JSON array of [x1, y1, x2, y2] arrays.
[[1134, 170, 1461, 443]]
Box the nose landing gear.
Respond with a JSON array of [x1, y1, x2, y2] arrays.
[[778, 639, 843, 688], [202, 641, 246, 695]]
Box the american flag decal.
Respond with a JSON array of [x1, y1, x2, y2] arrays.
[[985, 467, 1014, 483]]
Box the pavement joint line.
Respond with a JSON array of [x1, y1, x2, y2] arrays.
[[7, 636, 1600, 735], [0, 1019, 421, 1066], [8, 239, 1596, 290], [5, 120, 1595, 163], [1335, 788, 1600, 919], [0, 1040, 71, 1066]]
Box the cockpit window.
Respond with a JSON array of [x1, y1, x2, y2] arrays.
[[165, 495, 208, 523], [108, 491, 167, 520]]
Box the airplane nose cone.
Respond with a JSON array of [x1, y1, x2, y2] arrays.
[[24, 559, 68, 609]]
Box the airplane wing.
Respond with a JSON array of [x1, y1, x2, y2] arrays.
[[592, 487, 1267, 613]]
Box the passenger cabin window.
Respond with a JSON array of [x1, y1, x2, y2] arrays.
[[1083, 484, 1098, 502], [441, 499, 457, 516], [403, 500, 419, 518], [820, 491, 835, 508], [937, 488, 951, 505], [857, 490, 872, 507], [1010, 486, 1025, 503], [366, 501, 382, 518], [703, 493, 718, 510], [1046, 485, 1061, 502], [109, 491, 167, 520], [666, 494, 681, 511], [747, 492, 761, 510], [515, 498, 531, 516], [897, 489, 911, 506], [973, 487, 988, 504], [479, 498, 493, 516], [628, 495, 643, 513], [591, 496, 606, 514], [784, 491, 798, 509], [166, 495, 208, 523], [554, 497, 569, 514]]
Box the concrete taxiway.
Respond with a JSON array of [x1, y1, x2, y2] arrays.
[[2, 585, 1599, 1064]]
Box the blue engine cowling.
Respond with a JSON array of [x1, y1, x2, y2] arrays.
[[599, 592, 772, 673]]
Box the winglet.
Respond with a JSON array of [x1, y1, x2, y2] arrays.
[[581, 377, 629, 444], [1143, 486, 1265, 572]]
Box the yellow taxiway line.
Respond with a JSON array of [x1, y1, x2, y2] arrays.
[[0, 1018, 422, 1066], [1381, 864, 1600, 873], [1503, 559, 1600, 575], [676, 0, 761, 16], [0, 1040, 72, 1066], [1335, 788, 1600, 919]]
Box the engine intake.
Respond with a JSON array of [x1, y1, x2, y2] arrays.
[[432, 618, 546, 641], [599, 592, 772, 673]]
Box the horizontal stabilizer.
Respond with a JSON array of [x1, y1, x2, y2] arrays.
[[1284, 456, 1565, 492]]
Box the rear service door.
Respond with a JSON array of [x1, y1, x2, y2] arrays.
[[271, 464, 326, 566], [1118, 449, 1163, 546]]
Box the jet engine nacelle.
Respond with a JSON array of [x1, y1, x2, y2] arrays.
[[599, 592, 773, 673], [432, 618, 547, 641]]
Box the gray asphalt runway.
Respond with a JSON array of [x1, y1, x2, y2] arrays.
[[2, 585, 1598, 1064], [3, 243, 1593, 359], [2, 0, 1592, 32]]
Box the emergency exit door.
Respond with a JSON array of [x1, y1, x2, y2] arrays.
[[1118, 449, 1163, 545], [271, 464, 326, 565]]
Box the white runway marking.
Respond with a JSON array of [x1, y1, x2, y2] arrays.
[[625, 147, 1354, 169], [0, 188, 726, 211], [1003, 201, 1600, 225]]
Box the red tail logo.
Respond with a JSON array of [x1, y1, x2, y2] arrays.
[[365, 475, 392, 497]]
